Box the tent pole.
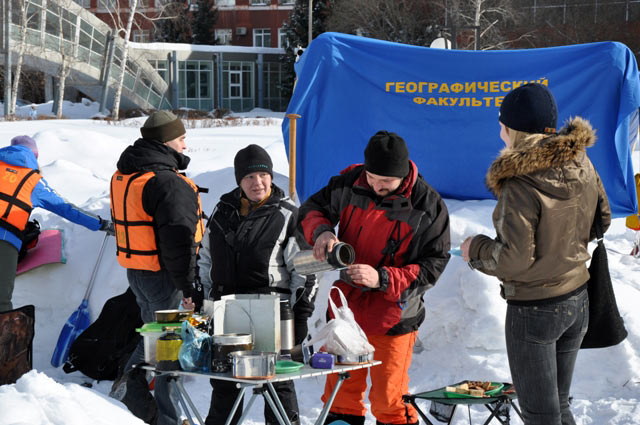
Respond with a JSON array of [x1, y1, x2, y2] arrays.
[[286, 113, 301, 201]]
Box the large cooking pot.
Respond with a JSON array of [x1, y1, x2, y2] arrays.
[[211, 333, 253, 373], [231, 351, 277, 379]]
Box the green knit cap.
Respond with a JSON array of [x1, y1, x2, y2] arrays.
[[140, 111, 186, 143]]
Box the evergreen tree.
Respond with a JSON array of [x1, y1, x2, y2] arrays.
[[192, 0, 218, 45], [155, 1, 192, 43], [280, 0, 332, 100]]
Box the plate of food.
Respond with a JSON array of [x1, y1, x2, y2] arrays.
[[444, 381, 504, 398]]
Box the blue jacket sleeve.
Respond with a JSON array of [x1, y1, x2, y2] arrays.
[[31, 178, 102, 231]]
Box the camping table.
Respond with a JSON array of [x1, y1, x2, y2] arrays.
[[141, 360, 381, 425], [403, 382, 523, 425]]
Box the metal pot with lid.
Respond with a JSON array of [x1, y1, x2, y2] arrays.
[[211, 333, 253, 372]]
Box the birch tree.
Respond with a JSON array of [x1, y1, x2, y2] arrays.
[[10, 0, 39, 115]]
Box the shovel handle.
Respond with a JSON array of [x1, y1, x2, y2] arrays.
[[83, 233, 109, 300]]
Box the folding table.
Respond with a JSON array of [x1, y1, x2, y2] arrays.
[[142, 361, 381, 425], [403, 382, 523, 425]]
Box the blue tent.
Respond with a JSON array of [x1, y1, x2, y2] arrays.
[[283, 32, 640, 218]]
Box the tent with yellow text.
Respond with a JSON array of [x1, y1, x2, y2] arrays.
[[283, 32, 640, 217]]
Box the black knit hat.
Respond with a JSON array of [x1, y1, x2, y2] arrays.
[[234, 144, 273, 185], [140, 111, 186, 143], [364, 130, 409, 178], [499, 83, 558, 134]]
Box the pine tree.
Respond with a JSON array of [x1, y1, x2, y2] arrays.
[[280, 0, 332, 100], [192, 0, 218, 45]]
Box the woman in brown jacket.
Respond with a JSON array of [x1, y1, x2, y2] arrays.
[[461, 83, 610, 425]]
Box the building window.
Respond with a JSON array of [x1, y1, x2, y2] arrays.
[[279, 0, 295, 4], [215, 0, 235, 5], [250, 0, 269, 5], [178, 60, 214, 111], [132, 29, 151, 42], [148, 59, 169, 83], [278, 27, 287, 48], [215, 28, 232, 45], [222, 61, 254, 112], [253, 28, 271, 48], [74, 0, 92, 7]]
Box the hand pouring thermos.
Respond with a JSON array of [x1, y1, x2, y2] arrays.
[[292, 242, 356, 275]]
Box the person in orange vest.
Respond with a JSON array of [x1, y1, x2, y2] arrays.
[[0, 135, 113, 313], [108, 111, 204, 425]]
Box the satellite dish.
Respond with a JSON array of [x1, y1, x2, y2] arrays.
[[430, 37, 452, 49]]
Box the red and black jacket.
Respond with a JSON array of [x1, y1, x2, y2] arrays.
[[298, 161, 450, 335]]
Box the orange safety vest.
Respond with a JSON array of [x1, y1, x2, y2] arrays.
[[0, 161, 42, 236], [110, 170, 204, 271]]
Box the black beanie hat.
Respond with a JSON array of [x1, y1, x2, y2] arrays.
[[364, 130, 409, 178], [140, 111, 186, 143], [234, 144, 273, 185], [499, 83, 558, 134]]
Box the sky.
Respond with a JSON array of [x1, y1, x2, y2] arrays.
[[0, 100, 639, 425]]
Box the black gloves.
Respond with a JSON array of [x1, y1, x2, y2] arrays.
[[191, 279, 204, 312], [99, 217, 115, 236]]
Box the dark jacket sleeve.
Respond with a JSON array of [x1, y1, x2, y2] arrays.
[[143, 171, 200, 296], [297, 174, 348, 246]]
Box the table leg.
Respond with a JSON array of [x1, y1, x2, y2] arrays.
[[263, 387, 290, 425], [175, 379, 206, 425], [406, 398, 436, 425], [170, 378, 203, 425], [266, 382, 292, 425], [226, 387, 250, 425], [313, 372, 350, 425]]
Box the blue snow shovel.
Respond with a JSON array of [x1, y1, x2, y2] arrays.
[[51, 233, 109, 367]]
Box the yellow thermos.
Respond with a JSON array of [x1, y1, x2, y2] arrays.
[[156, 331, 182, 371]]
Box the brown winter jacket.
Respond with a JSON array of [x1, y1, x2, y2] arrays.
[[468, 117, 611, 302]]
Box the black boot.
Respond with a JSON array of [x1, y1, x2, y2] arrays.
[[324, 412, 365, 425]]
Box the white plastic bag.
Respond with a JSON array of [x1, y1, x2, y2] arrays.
[[305, 287, 374, 356]]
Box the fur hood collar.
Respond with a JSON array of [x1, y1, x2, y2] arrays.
[[486, 117, 597, 196]]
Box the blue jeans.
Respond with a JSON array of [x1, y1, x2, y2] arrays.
[[505, 288, 589, 425], [125, 268, 183, 425]]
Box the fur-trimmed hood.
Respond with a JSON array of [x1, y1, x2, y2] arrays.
[[486, 117, 597, 198]]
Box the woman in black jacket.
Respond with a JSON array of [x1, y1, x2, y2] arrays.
[[198, 144, 316, 425]]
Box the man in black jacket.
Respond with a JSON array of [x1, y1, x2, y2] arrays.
[[109, 111, 205, 425]]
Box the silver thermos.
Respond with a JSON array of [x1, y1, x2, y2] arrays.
[[280, 299, 295, 354], [292, 242, 356, 276]]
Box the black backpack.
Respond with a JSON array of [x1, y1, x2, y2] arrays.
[[63, 288, 143, 381]]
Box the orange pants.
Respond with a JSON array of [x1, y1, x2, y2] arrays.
[[321, 331, 418, 424]]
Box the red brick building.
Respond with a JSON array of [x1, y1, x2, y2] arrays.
[[213, 0, 295, 48]]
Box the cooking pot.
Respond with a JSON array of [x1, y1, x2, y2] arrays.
[[231, 351, 277, 379], [155, 309, 193, 323], [336, 352, 374, 365], [211, 333, 253, 373]]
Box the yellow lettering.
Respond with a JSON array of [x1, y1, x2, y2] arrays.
[[413, 97, 426, 104], [500, 81, 511, 92], [396, 82, 405, 92], [489, 81, 499, 93], [427, 97, 438, 105], [438, 83, 450, 93], [438, 97, 450, 106], [495, 96, 504, 107], [406, 82, 417, 93], [386, 82, 395, 92], [428, 82, 438, 93], [419, 82, 428, 93], [465, 82, 476, 93], [459, 98, 471, 106], [477, 82, 488, 92], [450, 98, 458, 106], [538, 78, 549, 86], [450, 83, 463, 93], [471, 98, 483, 106]]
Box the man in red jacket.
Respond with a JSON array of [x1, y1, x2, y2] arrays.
[[298, 130, 451, 425]]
